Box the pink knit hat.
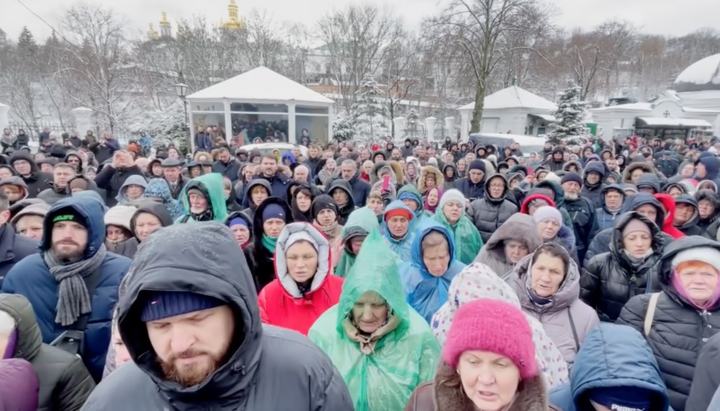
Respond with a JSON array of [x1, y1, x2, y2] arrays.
[[441, 299, 538, 380]]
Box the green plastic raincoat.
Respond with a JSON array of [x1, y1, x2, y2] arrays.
[[397, 185, 432, 224], [175, 173, 228, 223], [335, 207, 380, 278], [309, 230, 440, 411], [433, 208, 483, 265]]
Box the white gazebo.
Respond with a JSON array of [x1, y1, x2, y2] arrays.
[[187, 67, 335, 148], [458, 85, 557, 140]]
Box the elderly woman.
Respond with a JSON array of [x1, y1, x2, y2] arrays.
[[315, 158, 338, 187], [115, 175, 147, 205], [617, 236, 720, 411], [433, 189, 483, 264], [399, 221, 466, 323], [532, 206, 579, 266], [258, 222, 343, 335], [582, 212, 663, 322], [474, 213, 542, 280], [382, 200, 418, 262], [431, 262, 570, 389], [508, 243, 599, 368], [406, 298, 561, 411], [309, 231, 440, 411]]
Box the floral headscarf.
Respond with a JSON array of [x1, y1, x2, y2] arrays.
[[143, 178, 184, 219], [431, 262, 569, 389]]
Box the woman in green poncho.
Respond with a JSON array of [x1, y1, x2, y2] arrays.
[[432, 188, 483, 264], [309, 230, 440, 411], [334, 207, 379, 278]]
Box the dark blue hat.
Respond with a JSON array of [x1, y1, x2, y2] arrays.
[[589, 387, 653, 411], [261, 203, 286, 222], [140, 291, 225, 322]]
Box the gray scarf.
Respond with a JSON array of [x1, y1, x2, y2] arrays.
[[44, 244, 108, 326]]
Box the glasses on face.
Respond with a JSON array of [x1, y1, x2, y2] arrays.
[[489, 183, 504, 189]]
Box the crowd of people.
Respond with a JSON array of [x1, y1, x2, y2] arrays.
[[1, 128, 720, 411]]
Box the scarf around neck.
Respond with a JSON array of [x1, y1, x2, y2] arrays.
[[314, 220, 339, 239], [44, 243, 108, 326], [262, 234, 279, 253]]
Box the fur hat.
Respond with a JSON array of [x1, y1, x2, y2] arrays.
[[672, 247, 720, 275]]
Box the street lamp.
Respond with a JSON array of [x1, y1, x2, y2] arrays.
[[174, 83, 190, 150]]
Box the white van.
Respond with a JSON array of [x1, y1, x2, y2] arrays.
[[469, 133, 547, 157]]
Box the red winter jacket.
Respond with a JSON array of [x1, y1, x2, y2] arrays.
[[654, 193, 685, 239], [258, 222, 344, 335]]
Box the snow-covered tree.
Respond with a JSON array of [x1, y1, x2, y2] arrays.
[[405, 108, 421, 139], [352, 74, 389, 141], [332, 115, 355, 142], [124, 102, 188, 152], [547, 80, 588, 144]]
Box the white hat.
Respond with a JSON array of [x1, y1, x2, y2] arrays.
[[671, 247, 720, 274]]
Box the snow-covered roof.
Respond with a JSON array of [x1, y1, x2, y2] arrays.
[[636, 117, 712, 128], [459, 86, 557, 111], [187, 66, 335, 105], [673, 54, 720, 93], [531, 114, 556, 122], [591, 103, 653, 112]]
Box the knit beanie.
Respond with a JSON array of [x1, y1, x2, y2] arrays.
[[228, 217, 248, 228], [622, 218, 651, 239], [262, 203, 286, 222], [140, 291, 225, 322], [671, 247, 720, 275], [187, 187, 206, 199], [442, 299, 537, 380], [438, 189, 466, 211], [468, 160, 486, 173], [68, 177, 89, 192], [532, 206, 562, 225], [311, 195, 338, 220], [561, 172, 582, 186], [49, 206, 87, 229], [589, 387, 653, 411]]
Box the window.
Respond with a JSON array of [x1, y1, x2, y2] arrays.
[[231, 113, 288, 143], [296, 106, 329, 115], [229, 103, 287, 113], [296, 115, 329, 145]]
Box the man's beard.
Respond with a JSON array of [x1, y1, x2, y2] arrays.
[[159, 346, 228, 387], [564, 192, 579, 201], [52, 242, 84, 262]]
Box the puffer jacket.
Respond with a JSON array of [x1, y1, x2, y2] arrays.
[[244, 197, 293, 292], [0, 294, 95, 411], [687, 332, 720, 411], [563, 195, 597, 262], [616, 235, 720, 411], [636, 172, 662, 194], [580, 161, 606, 208], [674, 194, 703, 236], [584, 193, 670, 265], [474, 213, 542, 280], [593, 184, 625, 231], [696, 189, 720, 234], [0, 359, 39, 411], [467, 174, 518, 243], [509, 244, 599, 367], [581, 212, 663, 322]]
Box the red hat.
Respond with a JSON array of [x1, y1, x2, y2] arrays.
[[442, 299, 537, 380], [384, 207, 413, 222]]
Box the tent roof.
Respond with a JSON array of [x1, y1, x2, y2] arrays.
[[187, 66, 334, 105], [459, 86, 556, 111]]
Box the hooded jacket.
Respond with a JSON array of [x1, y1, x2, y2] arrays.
[[673, 194, 703, 236], [687, 332, 720, 411], [95, 163, 145, 207], [0, 176, 28, 206], [695, 154, 720, 188], [397, 184, 432, 224], [9, 151, 52, 198], [177, 173, 228, 223], [509, 245, 599, 367], [594, 184, 625, 231], [467, 174, 518, 243], [584, 193, 671, 265], [696, 189, 720, 235], [1, 195, 131, 381], [580, 161, 607, 208], [474, 213, 542, 280], [114, 174, 147, 205], [431, 262, 569, 388], [327, 179, 356, 225], [309, 230, 440, 411], [129, 201, 173, 242], [542, 149, 566, 172], [636, 172, 662, 194], [370, 161, 405, 187], [334, 170, 371, 207], [211, 156, 241, 182], [382, 200, 417, 262], [142, 178, 184, 220], [441, 164, 457, 190], [82, 222, 353, 411], [617, 236, 720, 411], [399, 221, 466, 324], [532, 180, 576, 233], [622, 161, 661, 184], [0, 294, 95, 411], [244, 197, 293, 292], [654, 193, 685, 239], [404, 157, 421, 186], [334, 207, 380, 278], [0, 212, 39, 289], [432, 194, 483, 265], [549, 324, 670, 411], [582, 212, 663, 322], [241, 178, 272, 221], [258, 223, 344, 336], [418, 166, 444, 195], [244, 171, 292, 207], [104, 205, 139, 259]]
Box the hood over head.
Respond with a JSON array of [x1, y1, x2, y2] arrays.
[[610, 211, 664, 257], [41, 195, 106, 257], [620, 193, 664, 229], [476, 213, 542, 265], [274, 222, 331, 298], [370, 161, 403, 186], [635, 173, 662, 193], [695, 189, 720, 221], [341, 207, 379, 247], [10, 202, 50, 226], [327, 179, 356, 210], [483, 174, 508, 202], [657, 235, 720, 291], [118, 222, 262, 401], [251, 197, 293, 249], [570, 323, 670, 411], [653, 193, 676, 228], [673, 193, 700, 228], [116, 175, 148, 203], [130, 201, 174, 240], [9, 151, 39, 175], [397, 184, 425, 218], [583, 161, 607, 183], [622, 162, 657, 183], [410, 220, 457, 276], [0, 294, 42, 360], [181, 173, 228, 222], [418, 166, 444, 194]]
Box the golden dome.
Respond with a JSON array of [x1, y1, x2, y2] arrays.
[[222, 0, 246, 30], [147, 23, 159, 40]]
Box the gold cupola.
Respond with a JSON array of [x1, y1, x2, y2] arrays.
[[221, 0, 246, 30], [159, 12, 172, 37], [147, 23, 159, 40]]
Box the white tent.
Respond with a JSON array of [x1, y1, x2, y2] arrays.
[[187, 67, 334, 147]]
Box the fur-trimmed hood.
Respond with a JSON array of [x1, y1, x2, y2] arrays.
[[370, 160, 405, 186], [418, 166, 444, 193], [622, 162, 657, 184]]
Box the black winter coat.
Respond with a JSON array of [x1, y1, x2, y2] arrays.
[[686, 332, 720, 411], [10, 151, 52, 198], [581, 212, 663, 322], [212, 158, 241, 183], [580, 161, 607, 209], [455, 177, 485, 201], [563, 196, 597, 261], [0, 225, 39, 289], [617, 236, 720, 411], [94, 164, 145, 207], [467, 175, 517, 243], [244, 197, 293, 292]]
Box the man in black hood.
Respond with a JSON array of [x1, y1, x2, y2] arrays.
[[10, 151, 52, 198], [401, 138, 414, 157], [542, 148, 565, 172], [81, 223, 354, 410], [581, 161, 607, 208]]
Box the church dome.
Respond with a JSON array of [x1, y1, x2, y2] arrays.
[[673, 54, 720, 93]]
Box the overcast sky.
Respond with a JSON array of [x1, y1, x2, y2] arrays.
[[2, 0, 717, 41]]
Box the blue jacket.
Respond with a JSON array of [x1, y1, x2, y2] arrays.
[[1, 195, 131, 382], [549, 323, 671, 411], [382, 201, 417, 262], [399, 220, 465, 323]]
